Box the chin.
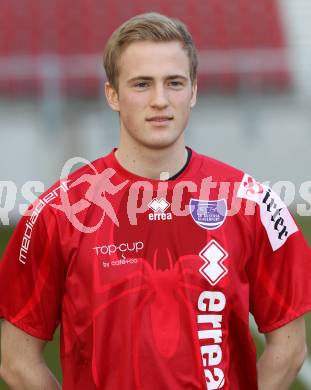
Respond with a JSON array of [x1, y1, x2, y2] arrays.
[[141, 135, 183, 150]]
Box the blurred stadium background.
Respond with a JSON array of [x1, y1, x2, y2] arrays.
[[0, 0, 310, 389]]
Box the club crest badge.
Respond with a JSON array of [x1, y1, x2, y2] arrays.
[[189, 199, 227, 230]]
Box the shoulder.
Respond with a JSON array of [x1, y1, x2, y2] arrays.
[[24, 154, 110, 221], [192, 149, 245, 184]]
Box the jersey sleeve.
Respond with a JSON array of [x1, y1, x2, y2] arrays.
[[239, 175, 311, 333], [0, 199, 65, 340], [248, 218, 311, 333]]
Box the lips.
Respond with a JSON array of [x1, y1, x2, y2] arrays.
[[146, 116, 173, 122]]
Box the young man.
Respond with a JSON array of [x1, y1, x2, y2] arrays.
[[0, 12, 311, 390]]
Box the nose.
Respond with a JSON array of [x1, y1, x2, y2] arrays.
[[149, 84, 169, 109]]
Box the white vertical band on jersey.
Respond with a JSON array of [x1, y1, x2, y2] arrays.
[[237, 173, 298, 251]]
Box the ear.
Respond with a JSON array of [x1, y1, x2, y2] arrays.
[[190, 80, 197, 109], [105, 81, 120, 112]]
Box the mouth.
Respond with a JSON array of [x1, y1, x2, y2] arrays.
[[146, 116, 174, 123]]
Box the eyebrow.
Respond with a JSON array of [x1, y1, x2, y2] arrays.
[[127, 75, 188, 84]]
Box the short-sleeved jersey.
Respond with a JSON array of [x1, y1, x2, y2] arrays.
[[1, 147, 311, 390]]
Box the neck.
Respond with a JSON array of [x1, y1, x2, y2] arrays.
[[115, 138, 188, 180]]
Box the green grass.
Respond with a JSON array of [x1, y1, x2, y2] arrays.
[[0, 216, 311, 389], [0, 228, 12, 259]]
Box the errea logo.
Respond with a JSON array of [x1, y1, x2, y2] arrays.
[[148, 197, 169, 212], [148, 197, 172, 221], [199, 240, 228, 286]]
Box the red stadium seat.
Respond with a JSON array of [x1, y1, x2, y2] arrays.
[[0, 0, 290, 96]]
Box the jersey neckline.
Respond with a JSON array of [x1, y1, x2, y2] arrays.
[[105, 146, 203, 186]]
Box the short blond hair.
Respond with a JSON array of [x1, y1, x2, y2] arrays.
[[103, 12, 198, 91]]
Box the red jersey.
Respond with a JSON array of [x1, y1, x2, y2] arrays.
[[1, 147, 311, 390]]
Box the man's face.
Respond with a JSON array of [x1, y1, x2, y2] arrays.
[[105, 40, 197, 150]]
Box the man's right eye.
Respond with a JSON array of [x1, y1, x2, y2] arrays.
[[134, 82, 148, 88]]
